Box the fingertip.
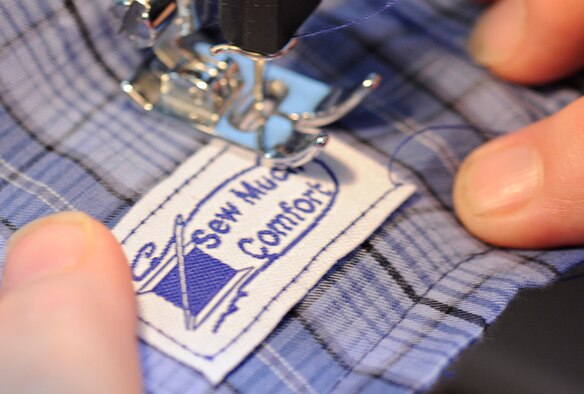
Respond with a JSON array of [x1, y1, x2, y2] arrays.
[[0, 212, 141, 393], [3, 212, 133, 297], [453, 135, 544, 248], [469, 0, 584, 84], [3, 212, 96, 290], [455, 98, 584, 248], [469, 0, 527, 70]]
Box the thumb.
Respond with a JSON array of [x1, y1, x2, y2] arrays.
[[454, 97, 584, 249], [0, 212, 141, 394], [469, 0, 584, 84]]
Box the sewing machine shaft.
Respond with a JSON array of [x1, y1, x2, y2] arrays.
[[219, 0, 320, 55]]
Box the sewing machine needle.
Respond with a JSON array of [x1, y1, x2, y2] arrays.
[[252, 59, 267, 150], [253, 59, 266, 110]]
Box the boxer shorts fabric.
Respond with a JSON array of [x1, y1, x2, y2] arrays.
[[0, 0, 582, 392]]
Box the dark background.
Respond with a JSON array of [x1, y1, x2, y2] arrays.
[[431, 263, 584, 394]]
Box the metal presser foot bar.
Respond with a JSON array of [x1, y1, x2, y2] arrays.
[[114, 0, 381, 168]]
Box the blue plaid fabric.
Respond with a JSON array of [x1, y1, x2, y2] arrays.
[[1, 0, 583, 392]]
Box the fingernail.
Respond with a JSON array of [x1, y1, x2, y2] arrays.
[[3, 212, 94, 289], [459, 143, 543, 216], [469, 0, 527, 66]]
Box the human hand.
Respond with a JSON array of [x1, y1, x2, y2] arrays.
[[0, 212, 141, 393], [454, 0, 584, 248]]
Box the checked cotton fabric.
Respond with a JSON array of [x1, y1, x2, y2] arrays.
[[1, 0, 583, 392]]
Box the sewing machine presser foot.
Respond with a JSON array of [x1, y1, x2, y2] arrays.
[[115, 1, 381, 167]]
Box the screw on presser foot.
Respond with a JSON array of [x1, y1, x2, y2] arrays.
[[114, 0, 381, 167]]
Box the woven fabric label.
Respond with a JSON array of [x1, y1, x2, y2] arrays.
[[113, 137, 415, 383]]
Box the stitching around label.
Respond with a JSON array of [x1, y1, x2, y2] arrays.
[[130, 172, 404, 360]]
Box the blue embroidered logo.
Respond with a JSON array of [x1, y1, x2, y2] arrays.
[[128, 160, 338, 332]]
